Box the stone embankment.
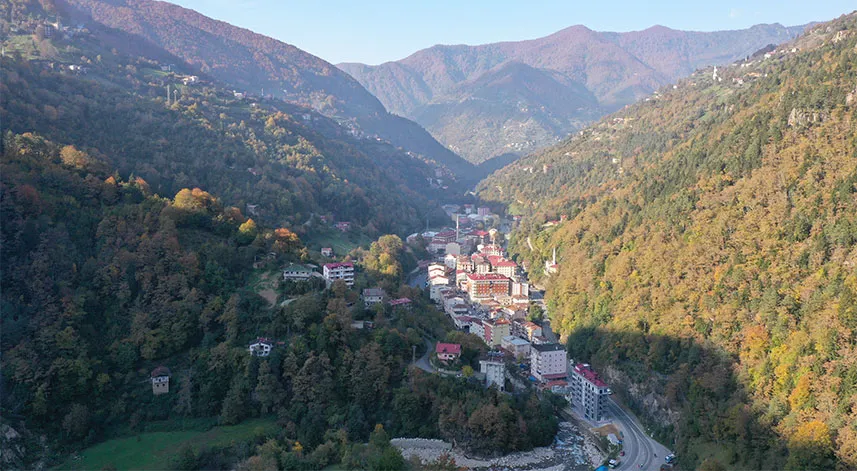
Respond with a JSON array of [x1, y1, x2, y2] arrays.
[[392, 421, 598, 471]]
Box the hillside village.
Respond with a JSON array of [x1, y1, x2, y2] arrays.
[[250, 200, 615, 431]]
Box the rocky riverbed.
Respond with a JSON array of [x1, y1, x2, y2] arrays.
[[392, 422, 600, 471]]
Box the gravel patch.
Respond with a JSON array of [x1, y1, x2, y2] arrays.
[[392, 422, 592, 471]]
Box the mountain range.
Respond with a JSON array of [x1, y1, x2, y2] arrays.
[[54, 0, 476, 178], [339, 23, 807, 165]]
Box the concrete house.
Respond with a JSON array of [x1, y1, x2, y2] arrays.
[[362, 288, 387, 308], [151, 366, 171, 395], [283, 263, 313, 282], [249, 338, 273, 357]]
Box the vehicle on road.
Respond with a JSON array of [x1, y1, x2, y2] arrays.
[[665, 453, 676, 464], [608, 459, 619, 469], [620, 451, 625, 456]]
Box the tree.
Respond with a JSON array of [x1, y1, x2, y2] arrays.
[[255, 361, 283, 414], [237, 218, 258, 244], [62, 404, 90, 441], [786, 421, 836, 471], [220, 379, 247, 425], [527, 303, 544, 322], [60, 145, 90, 168]]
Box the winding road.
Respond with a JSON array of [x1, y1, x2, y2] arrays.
[[414, 337, 436, 373], [606, 399, 672, 471]]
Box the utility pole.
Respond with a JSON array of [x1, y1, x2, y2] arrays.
[[412, 344, 417, 364], [166, 84, 170, 105]]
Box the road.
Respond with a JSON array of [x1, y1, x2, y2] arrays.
[[414, 337, 436, 373], [606, 399, 672, 471], [406, 266, 426, 289]]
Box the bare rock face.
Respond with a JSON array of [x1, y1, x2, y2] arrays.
[[0, 423, 25, 470], [846, 84, 857, 106], [788, 107, 829, 127], [602, 365, 681, 429]]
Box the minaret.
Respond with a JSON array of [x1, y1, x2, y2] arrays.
[[712, 66, 718, 82], [552, 247, 556, 266], [455, 214, 460, 241]]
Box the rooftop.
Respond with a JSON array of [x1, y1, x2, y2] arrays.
[[573, 363, 608, 388], [324, 262, 353, 270], [466, 273, 510, 281], [532, 343, 565, 352], [284, 263, 312, 273], [363, 288, 386, 297], [388, 297, 412, 306], [503, 335, 530, 346], [436, 343, 461, 355], [151, 366, 171, 378]]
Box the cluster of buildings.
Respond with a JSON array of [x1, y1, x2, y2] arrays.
[[415, 206, 610, 423]]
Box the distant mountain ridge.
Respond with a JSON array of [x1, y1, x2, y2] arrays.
[[339, 22, 807, 164], [55, 0, 475, 177]]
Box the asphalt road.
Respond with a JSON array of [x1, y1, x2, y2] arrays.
[[415, 337, 435, 373], [606, 399, 672, 471]]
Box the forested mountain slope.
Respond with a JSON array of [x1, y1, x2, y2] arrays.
[[51, 0, 475, 178], [340, 23, 805, 165], [481, 13, 857, 470], [1, 1, 453, 237]]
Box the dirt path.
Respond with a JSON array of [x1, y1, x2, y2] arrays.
[[256, 271, 278, 307]]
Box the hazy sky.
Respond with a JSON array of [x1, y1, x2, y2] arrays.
[[170, 1, 854, 65]]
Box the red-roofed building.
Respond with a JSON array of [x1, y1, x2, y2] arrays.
[[323, 262, 354, 287], [570, 363, 610, 422], [388, 297, 413, 311], [435, 343, 461, 363], [335, 221, 351, 232], [466, 273, 511, 300], [480, 244, 504, 257]]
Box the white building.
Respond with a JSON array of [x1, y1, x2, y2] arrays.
[[530, 343, 567, 382], [470, 320, 485, 340], [428, 263, 447, 278], [249, 339, 273, 357], [511, 281, 530, 297], [151, 366, 171, 395], [323, 262, 354, 287], [480, 352, 506, 390], [283, 263, 313, 282], [444, 253, 458, 269], [570, 363, 610, 422]]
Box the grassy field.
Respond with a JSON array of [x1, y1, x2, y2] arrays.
[[307, 230, 370, 257], [58, 418, 277, 470]]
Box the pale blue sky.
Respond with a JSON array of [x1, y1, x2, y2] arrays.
[[170, 1, 854, 65]]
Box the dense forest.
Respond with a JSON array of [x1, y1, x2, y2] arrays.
[[0, 56, 449, 238], [481, 13, 857, 470], [0, 133, 559, 468]]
